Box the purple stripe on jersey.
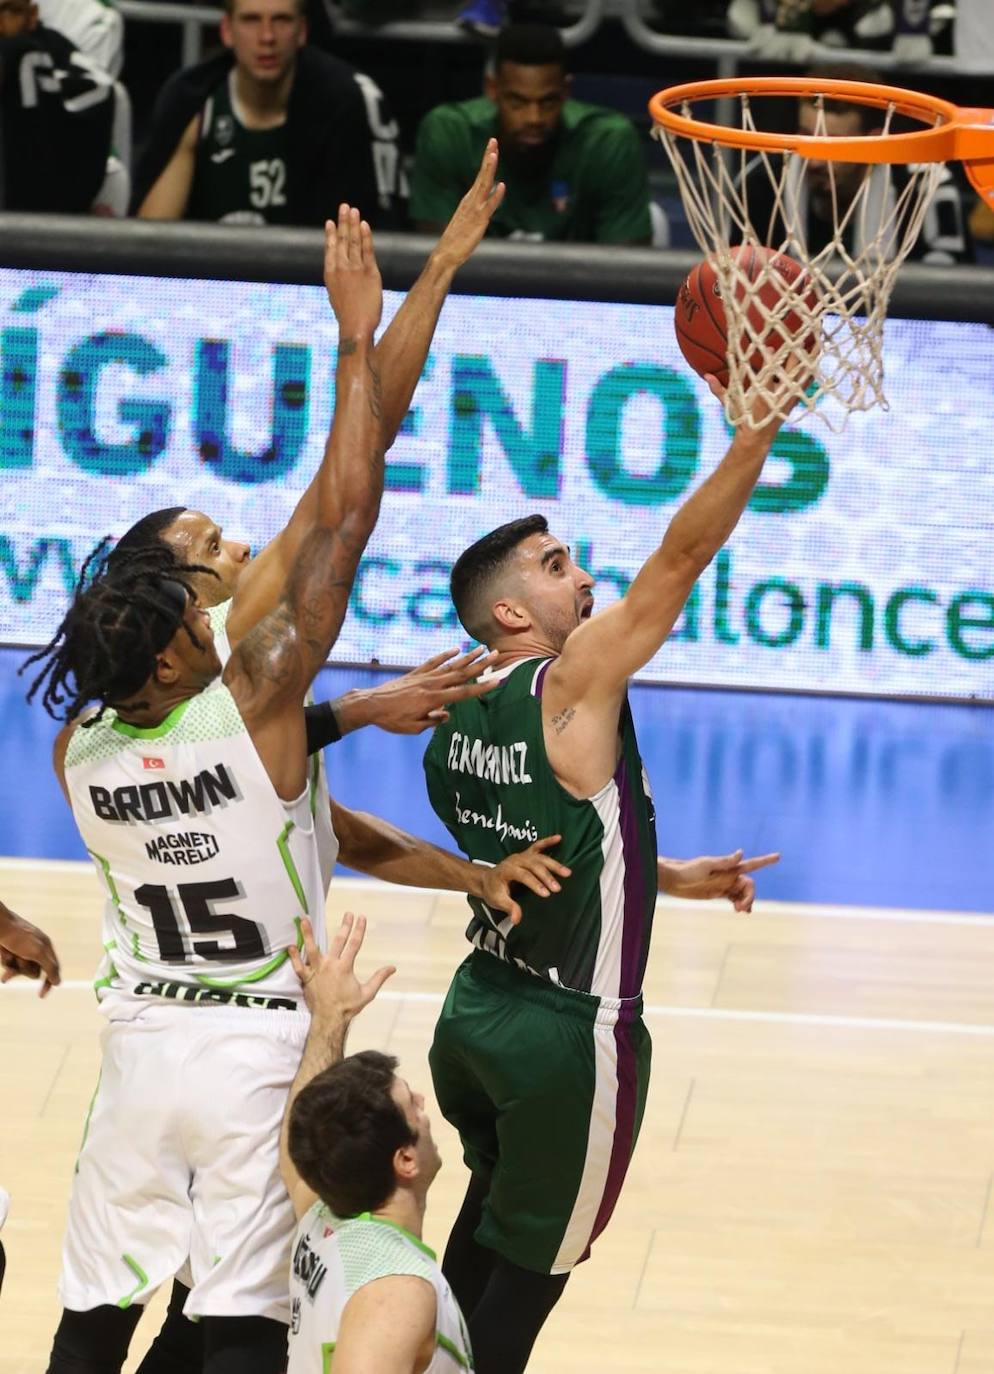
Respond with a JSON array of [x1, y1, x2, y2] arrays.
[[585, 1018, 639, 1258], [615, 752, 649, 1000], [532, 659, 553, 697]]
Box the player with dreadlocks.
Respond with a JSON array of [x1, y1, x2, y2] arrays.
[[29, 207, 567, 1374], [29, 206, 385, 1374]]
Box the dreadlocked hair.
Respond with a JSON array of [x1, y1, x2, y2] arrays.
[[20, 538, 215, 725]]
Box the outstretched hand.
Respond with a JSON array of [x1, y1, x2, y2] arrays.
[[289, 914, 395, 1023], [0, 908, 61, 997], [367, 647, 501, 734], [432, 138, 506, 271], [660, 850, 780, 913], [324, 203, 383, 338], [479, 835, 572, 925]]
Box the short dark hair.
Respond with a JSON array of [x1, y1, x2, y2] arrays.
[[450, 514, 548, 642], [109, 507, 187, 563], [801, 63, 884, 134], [288, 1051, 417, 1218], [494, 23, 567, 73], [223, 0, 306, 14], [20, 540, 210, 724]]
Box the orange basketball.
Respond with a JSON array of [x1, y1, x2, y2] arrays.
[[674, 245, 816, 387]]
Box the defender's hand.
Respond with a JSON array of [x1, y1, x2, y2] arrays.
[[431, 138, 506, 272], [479, 836, 572, 926], [660, 850, 780, 913], [368, 648, 501, 734], [0, 910, 61, 997], [289, 914, 395, 1023], [324, 204, 383, 337]]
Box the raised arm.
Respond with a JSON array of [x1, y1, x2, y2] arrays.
[[279, 915, 394, 1218], [224, 146, 504, 649], [224, 207, 384, 800], [548, 382, 788, 708]]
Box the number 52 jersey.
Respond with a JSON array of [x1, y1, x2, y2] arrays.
[[64, 685, 326, 1013]]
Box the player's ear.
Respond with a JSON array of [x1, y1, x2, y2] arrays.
[[394, 1143, 418, 1182], [219, 13, 234, 49], [154, 647, 180, 687], [492, 597, 526, 634]]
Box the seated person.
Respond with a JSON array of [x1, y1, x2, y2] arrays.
[[0, 0, 114, 212], [410, 22, 651, 245], [37, 0, 123, 76], [135, 0, 400, 227], [738, 64, 973, 266]]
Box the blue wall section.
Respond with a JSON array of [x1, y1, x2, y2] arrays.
[[8, 649, 989, 913]]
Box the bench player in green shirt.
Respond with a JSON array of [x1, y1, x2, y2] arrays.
[[423, 377, 790, 1372], [410, 23, 651, 244]]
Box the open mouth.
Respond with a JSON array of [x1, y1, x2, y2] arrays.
[[580, 601, 594, 620]]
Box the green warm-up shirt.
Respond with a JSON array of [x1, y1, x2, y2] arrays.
[[410, 97, 651, 244]]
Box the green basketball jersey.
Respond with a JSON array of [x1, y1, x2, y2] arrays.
[[189, 74, 292, 225], [423, 657, 657, 1000], [410, 97, 651, 244]]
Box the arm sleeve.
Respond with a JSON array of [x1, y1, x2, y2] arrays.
[[590, 120, 652, 245], [305, 701, 343, 754], [409, 108, 469, 226]]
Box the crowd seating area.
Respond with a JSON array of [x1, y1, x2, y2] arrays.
[[1, 0, 993, 255]]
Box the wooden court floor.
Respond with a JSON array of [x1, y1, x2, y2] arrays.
[[3, 856, 994, 1374]]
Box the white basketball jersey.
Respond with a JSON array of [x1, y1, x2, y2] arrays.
[[208, 601, 339, 892], [64, 684, 326, 1012], [288, 1207, 474, 1373]]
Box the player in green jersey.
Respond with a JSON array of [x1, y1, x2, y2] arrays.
[[423, 377, 789, 1373], [411, 24, 651, 244]]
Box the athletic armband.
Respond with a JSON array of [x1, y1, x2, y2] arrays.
[[304, 701, 343, 754]]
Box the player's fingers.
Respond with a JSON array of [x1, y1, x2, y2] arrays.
[[336, 203, 349, 259], [704, 373, 727, 403], [507, 899, 522, 926], [31, 940, 60, 986], [362, 964, 396, 1002], [738, 852, 780, 874], [529, 834, 564, 856], [341, 913, 368, 966], [475, 137, 498, 191], [708, 850, 743, 872], [731, 877, 755, 912], [299, 915, 323, 963], [522, 861, 561, 894], [488, 180, 507, 212], [349, 207, 362, 265], [412, 648, 462, 675], [438, 677, 500, 703], [288, 945, 307, 982], [360, 219, 373, 268], [326, 912, 355, 961], [39, 977, 54, 999]]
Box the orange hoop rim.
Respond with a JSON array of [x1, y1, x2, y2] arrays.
[[648, 77, 994, 182]]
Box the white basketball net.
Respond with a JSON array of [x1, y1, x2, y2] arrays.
[[653, 94, 945, 431]]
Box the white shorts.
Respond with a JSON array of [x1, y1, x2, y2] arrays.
[[59, 1002, 309, 1322]]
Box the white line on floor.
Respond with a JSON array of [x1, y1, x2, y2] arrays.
[[10, 980, 994, 1038]]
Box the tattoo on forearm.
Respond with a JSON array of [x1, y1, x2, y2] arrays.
[[551, 707, 575, 734], [340, 338, 358, 357]]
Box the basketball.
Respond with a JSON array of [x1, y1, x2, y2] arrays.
[[674, 245, 816, 387]]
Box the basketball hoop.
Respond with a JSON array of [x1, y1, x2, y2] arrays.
[[649, 78, 994, 431]]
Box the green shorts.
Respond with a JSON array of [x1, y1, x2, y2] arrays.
[[429, 950, 652, 1276]]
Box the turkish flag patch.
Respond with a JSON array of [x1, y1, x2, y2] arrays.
[[142, 757, 165, 770]]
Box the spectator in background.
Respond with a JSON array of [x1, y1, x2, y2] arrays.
[[727, 0, 952, 62], [0, 0, 115, 212], [135, 0, 400, 226], [411, 23, 651, 244], [738, 63, 973, 265], [38, 0, 123, 76]]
